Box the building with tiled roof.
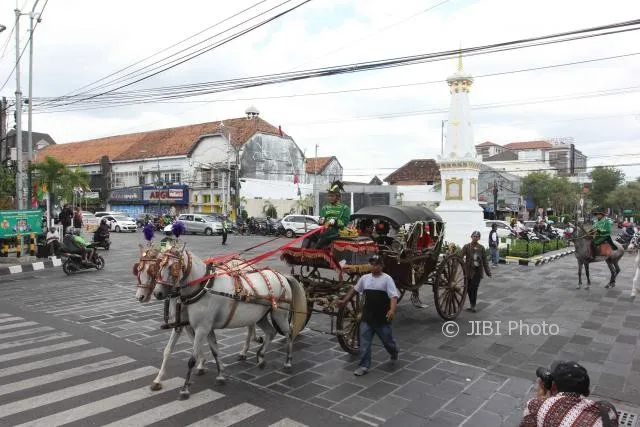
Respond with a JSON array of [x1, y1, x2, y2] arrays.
[[304, 156, 342, 186], [383, 159, 440, 185], [35, 108, 305, 219]]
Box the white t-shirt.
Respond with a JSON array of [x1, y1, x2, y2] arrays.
[[354, 272, 399, 299]]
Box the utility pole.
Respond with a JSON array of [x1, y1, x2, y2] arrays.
[[313, 144, 318, 215], [493, 179, 499, 220], [14, 7, 24, 210], [0, 97, 6, 162], [27, 0, 41, 208]]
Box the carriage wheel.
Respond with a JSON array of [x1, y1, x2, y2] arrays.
[[336, 292, 362, 355], [433, 255, 467, 320]]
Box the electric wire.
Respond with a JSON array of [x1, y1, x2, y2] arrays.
[[32, 19, 640, 112], [46, 0, 268, 102], [37, 0, 313, 109]]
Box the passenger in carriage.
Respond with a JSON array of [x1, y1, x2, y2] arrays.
[[307, 180, 351, 249]]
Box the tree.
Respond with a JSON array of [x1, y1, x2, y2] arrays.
[[58, 167, 90, 204], [589, 166, 624, 209], [606, 182, 640, 213], [548, 177, 581, 216], [0, 164, 16, 209], [521, 172, 554, 211], [262, 200, 277, 218], [33, 156, 67, 208]]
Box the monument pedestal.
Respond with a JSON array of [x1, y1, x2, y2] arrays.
[[436, 201, 485, 248]]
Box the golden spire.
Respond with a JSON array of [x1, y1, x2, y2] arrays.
[[457, 43, 463, 72]]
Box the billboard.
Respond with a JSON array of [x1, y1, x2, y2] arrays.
[[0, 209, 43, 238]]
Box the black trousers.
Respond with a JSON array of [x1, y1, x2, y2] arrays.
[[221, 230, 227, 245], [468, 268, 483, 307]]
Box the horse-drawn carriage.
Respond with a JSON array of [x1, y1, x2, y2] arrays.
[[280, 205, 468, 354]]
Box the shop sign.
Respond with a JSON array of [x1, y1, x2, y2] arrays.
[[142, 186, 188, 204], [110, 188, 141, 201]]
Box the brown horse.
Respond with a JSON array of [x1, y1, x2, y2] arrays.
[[571, 225, 624, 289]]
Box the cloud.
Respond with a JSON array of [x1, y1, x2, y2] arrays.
[[1, 0, 639, 181]]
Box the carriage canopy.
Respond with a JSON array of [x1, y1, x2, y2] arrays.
[[351, 205, 442, 227]]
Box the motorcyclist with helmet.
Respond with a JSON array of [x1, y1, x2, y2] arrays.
[[93, 218, 110, 245]]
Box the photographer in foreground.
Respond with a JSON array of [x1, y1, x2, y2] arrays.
[[520, 361, 618, 426]]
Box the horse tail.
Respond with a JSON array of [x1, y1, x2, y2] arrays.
[[285, 275, 308, 340]]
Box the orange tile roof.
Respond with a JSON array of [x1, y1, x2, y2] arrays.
[[384, 159, 440, 184], [503, 140, 553, 150], [305, 156, 336, 174], [36, 117, 288, 165]]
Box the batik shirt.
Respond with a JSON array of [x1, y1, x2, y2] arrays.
[[520, 393, 618, 427], [319, 203, 351, 228]]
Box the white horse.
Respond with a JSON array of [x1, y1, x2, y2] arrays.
[[154, 244, 307, 399], [627, 232, 640, 297], [133, 245, 261, 391]]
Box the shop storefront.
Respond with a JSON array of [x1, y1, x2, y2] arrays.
[[108, 187, 144, 217], [142, 185, 189, 216]]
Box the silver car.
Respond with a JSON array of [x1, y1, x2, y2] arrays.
[[166, 214, 223, 236]]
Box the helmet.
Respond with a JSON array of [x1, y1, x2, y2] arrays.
[[623, 221, 630, 227], [72, 228, 81, 236], [100, 218, 108, 225]]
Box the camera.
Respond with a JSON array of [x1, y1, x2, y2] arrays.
[[536, 367, 553, 391]]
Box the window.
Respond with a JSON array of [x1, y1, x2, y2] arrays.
[[163, 173, 181, 184], [203, 194, 211, 203], [184, 215, 194, 221]]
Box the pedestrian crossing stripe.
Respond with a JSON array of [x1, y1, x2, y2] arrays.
[[0, 313, 311, 427]]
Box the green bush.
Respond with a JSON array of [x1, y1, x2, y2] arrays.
[[499, 238, 567, 258]]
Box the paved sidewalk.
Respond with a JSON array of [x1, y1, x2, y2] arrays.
[[1, 233, 638, 426]]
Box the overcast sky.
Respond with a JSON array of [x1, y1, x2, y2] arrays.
[[0, 0, 639, 182]]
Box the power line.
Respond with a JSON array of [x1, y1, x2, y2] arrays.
[[38, 0, 269, 104], [32, 18, 640, 111], [0, 0, 49, 92], [39, 0, 313, 109], [30, 51, 640, 109]]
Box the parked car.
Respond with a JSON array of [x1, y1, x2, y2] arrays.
[[281, 214, 321, 238], [94, 211, 125, 218], [485, 220, 512, 238], [164, 214, 223, 236], [103, 214, 138, 232]]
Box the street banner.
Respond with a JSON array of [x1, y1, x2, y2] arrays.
[[0, 209, 43, 238]]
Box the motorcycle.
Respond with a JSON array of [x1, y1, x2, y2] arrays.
[[616, 228, 635, 245], [92, 236, 111, 250], [60, 236, 105, 275]]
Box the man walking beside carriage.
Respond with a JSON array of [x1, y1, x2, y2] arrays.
[[462, 230, 492, 313], [339, 254, 399, 376]]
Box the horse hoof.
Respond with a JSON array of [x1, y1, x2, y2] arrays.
[[237, 354, 247, 361], [283, 364, 292, 373], [258, 360, 266, 370], [179, 391, 190, 400], [196, 368, 207, 376], [150, 382, 162, 391], [256, 337, 264, 344], [576, 284, 581, 289], [215, 377, 226, 385]]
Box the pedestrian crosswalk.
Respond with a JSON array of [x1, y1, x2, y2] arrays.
[[0, 313, 310, 427]]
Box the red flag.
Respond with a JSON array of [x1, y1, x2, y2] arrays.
[[293, 175, 299, 184]]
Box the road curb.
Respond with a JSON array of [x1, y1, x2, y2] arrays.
[[0, 257, 62, 276], [504, 248, 575, 267]]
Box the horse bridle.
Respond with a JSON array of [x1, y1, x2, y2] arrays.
[[156, 248, 193, 289], [133, 248, 162, 290]]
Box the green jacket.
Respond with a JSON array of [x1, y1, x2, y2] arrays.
[[593, 217, 612, 244], [72, 234, 89, 248], [320, 202, 350, 228]]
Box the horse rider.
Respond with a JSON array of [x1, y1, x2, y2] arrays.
[[311, 180, 351, 249], [590, 209, 617, 259]]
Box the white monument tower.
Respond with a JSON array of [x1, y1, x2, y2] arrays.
[[436, 53, 485, 247]]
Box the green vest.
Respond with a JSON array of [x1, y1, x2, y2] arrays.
[[320, 202, 351, 227]]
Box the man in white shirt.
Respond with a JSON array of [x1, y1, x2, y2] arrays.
[[46, 226, 61, 257], [339, 254, 399, 376]]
